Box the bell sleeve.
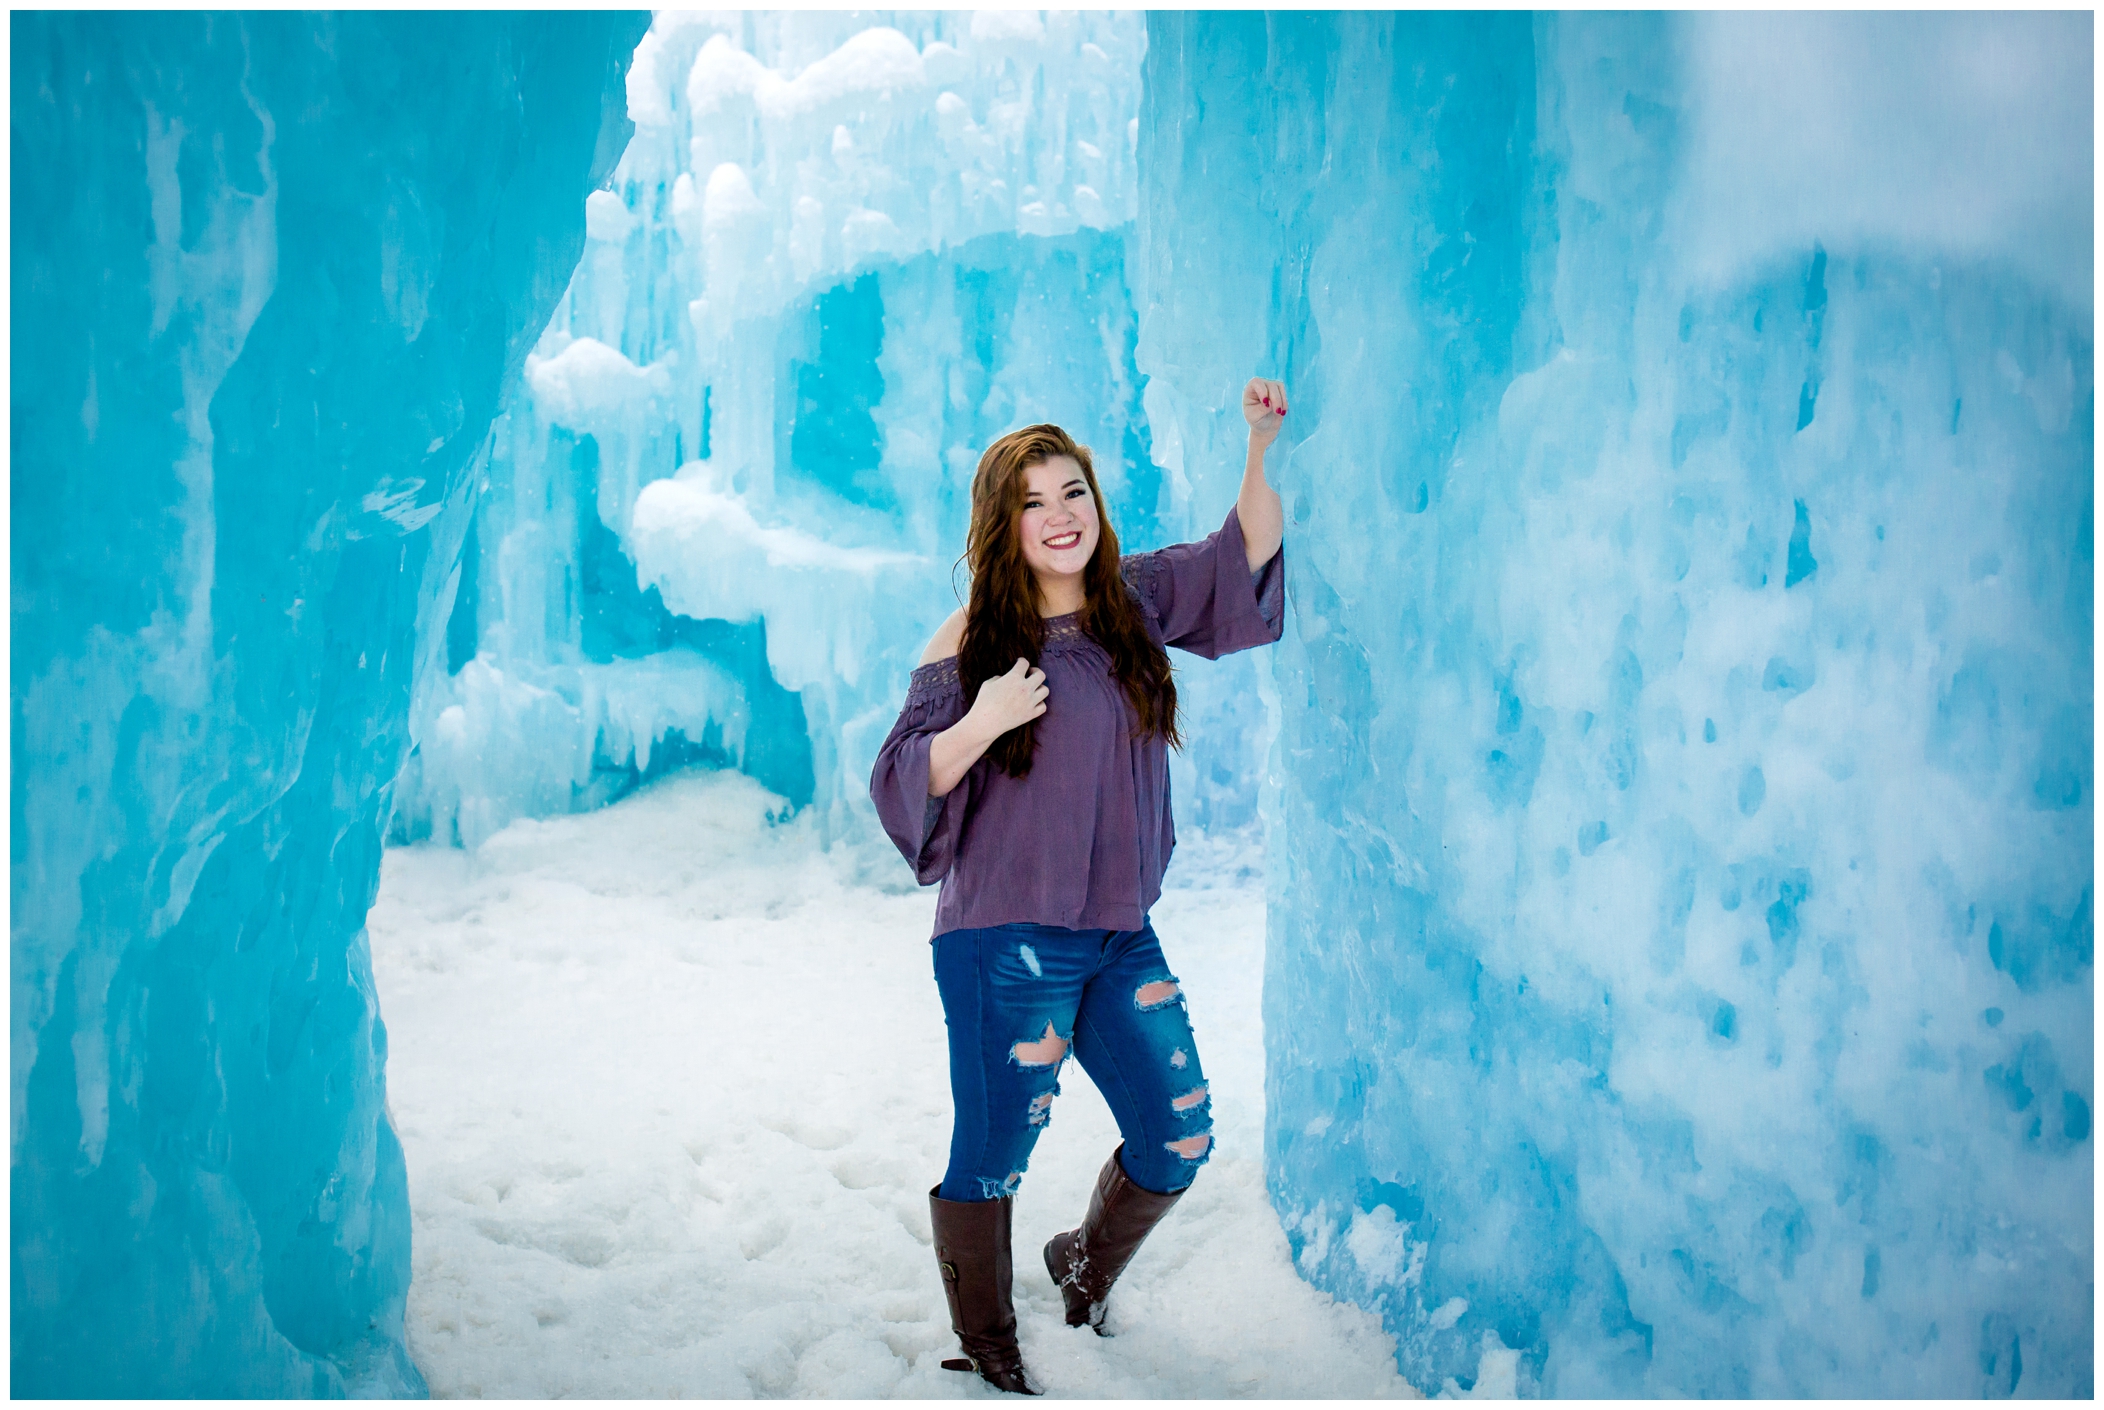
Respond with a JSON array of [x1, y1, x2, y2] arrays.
[[869, 658, 974, 884], [1120, 505, 1285, 659]]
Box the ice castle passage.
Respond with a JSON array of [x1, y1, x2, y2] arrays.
[[12, 9, 2092, 1399]]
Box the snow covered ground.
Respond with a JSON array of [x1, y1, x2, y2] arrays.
[[368, 770, 1418, 1398]]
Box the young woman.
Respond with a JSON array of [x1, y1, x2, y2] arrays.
[[870, 379, 1289, 1394]]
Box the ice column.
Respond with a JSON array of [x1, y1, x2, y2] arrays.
[[1139, 11, 2091, 1396], [11, 12, 645, 1394]]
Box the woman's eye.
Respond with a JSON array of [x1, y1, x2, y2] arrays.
[[1066, 487, 1087, 500]]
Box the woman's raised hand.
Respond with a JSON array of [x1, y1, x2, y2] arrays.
[[1242, 377, 1288, 448], [968, 657, 1049, 739]]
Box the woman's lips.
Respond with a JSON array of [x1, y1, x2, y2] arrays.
[[1044, 531, 1083, 550]]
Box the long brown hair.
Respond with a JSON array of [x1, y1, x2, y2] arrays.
[[957, 425, 1180, 778]]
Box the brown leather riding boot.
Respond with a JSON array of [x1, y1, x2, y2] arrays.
[[1042, 1144, 1188, 1334], [929, 1187, 1040, 1395]]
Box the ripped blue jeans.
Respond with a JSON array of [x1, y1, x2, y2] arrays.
[[933, 921, 1213, 1202]]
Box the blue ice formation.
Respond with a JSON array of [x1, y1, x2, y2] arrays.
[[1138, 11, 2092, 1397], [11, 12, 645, 1394], [393, 13, 1269, 849]]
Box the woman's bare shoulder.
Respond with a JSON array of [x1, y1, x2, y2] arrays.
[[919, 608, 967, 665]]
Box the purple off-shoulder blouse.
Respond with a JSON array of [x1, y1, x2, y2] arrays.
[[870, 506, 1284, 937]]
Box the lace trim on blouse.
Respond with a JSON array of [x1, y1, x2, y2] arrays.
[[906, 656, 961, 708], [1119, 555, 1166, 618], [1042, 616, 1091, 652]]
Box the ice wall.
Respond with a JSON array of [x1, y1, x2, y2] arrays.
[[11, 12, 646, 1394], [1138, 12, 2092, 1397], [399, 12, 1268, 848]]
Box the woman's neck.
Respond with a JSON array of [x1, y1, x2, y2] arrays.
[[1034, 570, 1085, 618]]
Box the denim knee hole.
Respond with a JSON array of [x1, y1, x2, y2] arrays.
[[1010, 1021, 1069, 1068], [1134, 978, 1182, 1011]]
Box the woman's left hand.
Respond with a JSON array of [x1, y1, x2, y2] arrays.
[[1242, 377, 1288, 449]]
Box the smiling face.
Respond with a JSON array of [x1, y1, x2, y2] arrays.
[[1016, 454, 1101, 596]]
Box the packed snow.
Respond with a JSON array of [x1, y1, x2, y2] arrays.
[[367, 769, 1418, 1398]]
